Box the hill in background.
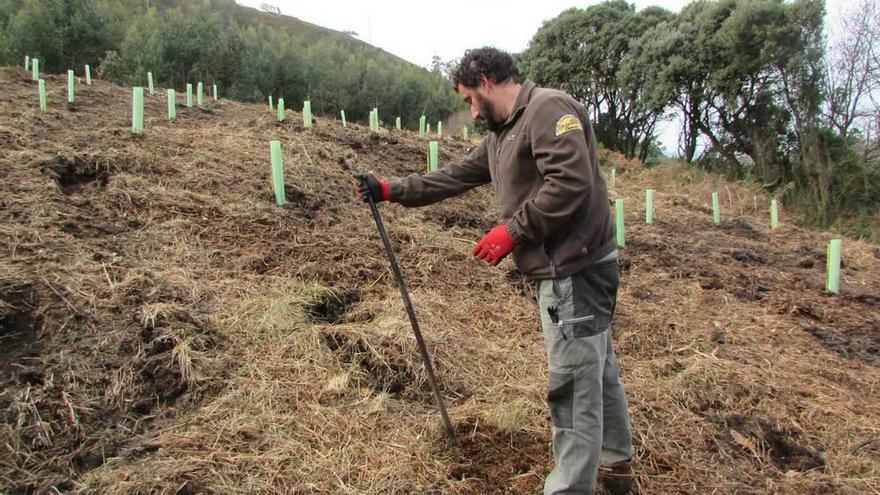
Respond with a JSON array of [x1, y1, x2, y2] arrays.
[[0, 0, 462, 128]]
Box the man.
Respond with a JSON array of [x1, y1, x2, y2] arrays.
[[356, 47, 634, 495]]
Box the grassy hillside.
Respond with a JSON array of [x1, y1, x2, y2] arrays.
[[1, 66, 879, 494], [155, 0, 409, 63]]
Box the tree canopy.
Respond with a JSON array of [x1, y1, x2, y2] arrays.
[[522, 0, 879, 234]]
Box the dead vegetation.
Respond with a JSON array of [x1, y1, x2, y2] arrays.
[[1, 67, 879, 494]]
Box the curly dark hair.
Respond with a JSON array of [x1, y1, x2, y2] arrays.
[[451, 47, 522, 90]]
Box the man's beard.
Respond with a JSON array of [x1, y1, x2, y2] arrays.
[[479, 99, 504, 132]]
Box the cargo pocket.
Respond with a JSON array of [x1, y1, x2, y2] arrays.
[[547, 370, 574, 429], [558, 314, 604, 338]]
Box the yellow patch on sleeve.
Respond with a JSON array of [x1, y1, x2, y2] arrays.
[[554, 114, 583, 137]]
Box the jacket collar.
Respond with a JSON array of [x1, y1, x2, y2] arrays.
[[498, 79, 536, 131]]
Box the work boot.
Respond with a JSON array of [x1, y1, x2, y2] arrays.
[[598, 459, 634, 495]]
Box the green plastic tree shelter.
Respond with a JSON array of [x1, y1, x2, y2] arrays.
[[132, 87, 144, 134], [303, 100, 312, 128], [269, 95, 273, 110], [826, 239, 842, 294], [770, 199, 779, 229], [341, 110, 347, 127], [186, 84, 193, 107], [615, 199, 625, 247], [213, 84, 218, 101], [712, 192, 721, 224], [197, 82, 204, 106], [645, 189, 654, 224], [167, 89, 177, 120], [32, 58, 39, 81], [85, 65, 92, 85], [419, 115, 426, 136], [270, 140, 286, 206], [38, 79, 47, 111], [429, 141, 439, 172], [610, 168, 616, 188], [277, 98, 285, 122], [395, 116, 401, 130], [67, 70, 74, 104], [24, 55, 29, 70], [462, 126, 468, 140], [147, 72, 154, 95], [437, 121, 442, 138]]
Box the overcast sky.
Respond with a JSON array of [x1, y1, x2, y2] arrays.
[[236, 0, 697, 66], [235, 0, 851, 154], [236, 0, 849, 68]]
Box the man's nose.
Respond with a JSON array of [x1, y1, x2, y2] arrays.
[[471, 105, 480, 120]]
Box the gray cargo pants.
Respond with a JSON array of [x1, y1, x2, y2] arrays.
[[536, 251, 633, 495]]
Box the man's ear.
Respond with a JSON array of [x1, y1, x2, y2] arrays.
[[479, 74, 493, 91]]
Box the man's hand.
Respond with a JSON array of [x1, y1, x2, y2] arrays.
[[473, 225, 516, 266], [354, 172, 390, 203]]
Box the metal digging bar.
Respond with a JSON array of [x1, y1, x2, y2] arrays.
[[366, 192, 458, 447]]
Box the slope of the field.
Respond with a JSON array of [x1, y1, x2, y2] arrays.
[[1, 67, 879, 495]]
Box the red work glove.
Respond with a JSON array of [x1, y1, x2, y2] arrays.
[[354, 172, 390, 203], [473, 225, 516, 266]]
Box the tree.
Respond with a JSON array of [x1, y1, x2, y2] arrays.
[[824, 0, 880, 142], [5, 0, 114, 72], [521, 1, 673, 160], [430, 55, 456, 81], [632, 0, 825, 186], [5, 0, 64, 70], [101, 8, 164, 85]]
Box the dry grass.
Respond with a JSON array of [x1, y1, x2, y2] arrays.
[[0, 66, 878, 494]]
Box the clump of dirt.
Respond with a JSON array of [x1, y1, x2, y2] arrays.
[[447, 417, 550, 494], [174, 480, 213, 495], [802, 322, 880, 365], [718, 218, 768, 241], [731, 273, 771, 302], [323, 330, 415, 396], [40, 154, 110, 194], [728, 249, 767, 264], [723, 413, 825, 472], [137, 303, 223, 407], [0, 284, 41, 385], [280, 183, 325, 221], [700, 273, 725, 290], [423, 208, 493, 231], [846, 292, 880, 308], [305, 288, 361, 324], [671, 196, 712, 215]]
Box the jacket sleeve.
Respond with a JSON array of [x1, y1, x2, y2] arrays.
[[389, 138, 491, 207], [507, 95, 594, 244]]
